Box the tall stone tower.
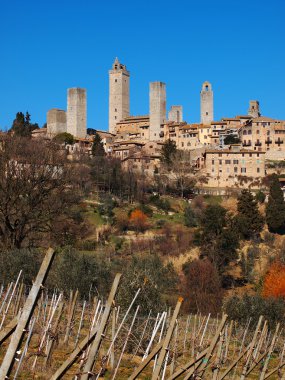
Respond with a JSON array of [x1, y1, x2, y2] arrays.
[[149, 82, 166, 141], [168, 105, 183, 123], [200, 81, 214, 125], [248, 100, 260, 118], [109, 58, 130, 134], [66, 88, 87, 138], [47, 109, 66, 137]]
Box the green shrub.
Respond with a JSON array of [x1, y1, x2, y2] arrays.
[[184, 205, 197, 227], [224, 294, 285, 329]]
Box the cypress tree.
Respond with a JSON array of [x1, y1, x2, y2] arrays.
[[92, 132, 105, 157], [266, 174, 285, 233], [236, 189, 264, 239]]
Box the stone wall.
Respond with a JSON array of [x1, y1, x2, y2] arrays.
[[149, 82, 166, 141], [66, 88, 87, 138], [168, 105, 183, 122], [47, 109, 66, 136]]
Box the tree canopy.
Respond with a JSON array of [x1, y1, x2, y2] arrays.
[[54, 132, 74, 145], [0, 136, 86, 248], [266, 174, 285, 233], [235, 189, 264, 239], [161, 139, 177, 167], [92, 132, 105, 157], [224, 134, 241, 145], [9, 112, 39, 137]]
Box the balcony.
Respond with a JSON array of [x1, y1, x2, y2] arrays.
[[243, 142, 252, 147], [255, 142, 262, 146], [275, 139, 284, 144], [265, 139, 272, 144]]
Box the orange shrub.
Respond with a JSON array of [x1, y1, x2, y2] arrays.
[[129, 209, 148, 233], [263, 260, 285, 298]]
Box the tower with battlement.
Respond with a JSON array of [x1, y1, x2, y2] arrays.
[[200, 81, 214, 125], [109, 58, 130, 134], [168, 105, 183, 123], [248, 100, 260, 118], [149, 82, 166, 141], [66, 88, 87, 139]]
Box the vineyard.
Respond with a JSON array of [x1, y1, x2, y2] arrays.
[[0, 249, 285, 379]]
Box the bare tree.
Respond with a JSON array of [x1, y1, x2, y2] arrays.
[[0, 136, 86, 248]]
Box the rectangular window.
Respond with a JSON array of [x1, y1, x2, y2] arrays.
[[234, 167, 238, 173], [257, 168, 260, 173], [219, 159, 222, 165], [241, 168, 246, 173], [225, 160, 231, 164], [233, 159, 239, 164], [212, 160, 214, 165]]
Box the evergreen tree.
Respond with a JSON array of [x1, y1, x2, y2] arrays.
[[199, 204, 239, 271], [10, 111, 39, 137], [236, 189, 264, 239], [266, 174, 285, 233], [92, 132, 105, 157], [161, 139, 177, 167]]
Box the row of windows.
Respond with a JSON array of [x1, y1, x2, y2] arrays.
[[217, 153, 260, 157], [212, 167, 260, 174], [213, 159, 261, 164]]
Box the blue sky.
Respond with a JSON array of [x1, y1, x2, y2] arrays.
[[0, 0, 284, 131]]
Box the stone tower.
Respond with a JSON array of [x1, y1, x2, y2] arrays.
[[248, 100, 260, 118], [200, 81, 214, 125], [109, 58, 130, 134], [47, 109, 66, 136], [149, 82, 166, 141], [168, 105, 183, 123], [66, 88, 87, 138]]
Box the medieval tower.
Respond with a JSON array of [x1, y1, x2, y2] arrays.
[[248, 100, 260, 118], [109, 58, 130, 134], [149, 82, 166, 141], [200, 81, 214, 125], [168, 105, 183, 123], [66, 88, 87, 138]]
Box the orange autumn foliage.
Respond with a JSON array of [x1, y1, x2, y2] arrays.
[[263, 260, 285, 298], [129, 209, 148, 232]]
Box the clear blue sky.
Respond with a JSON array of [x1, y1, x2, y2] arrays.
[[0, 0, 284, 131]]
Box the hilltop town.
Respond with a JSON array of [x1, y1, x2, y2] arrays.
[[31, 57, 285, 194]]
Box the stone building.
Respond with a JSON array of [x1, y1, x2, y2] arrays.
[[200, 81, 214, 125], [163, 122, 202, 150], [202, 145, 265, 189], [115, 115, 150, 141], [149, 82, 166, 141], [66, 88, 87, 139], [239, 116, 285, 159], [248, 100, 260, 118], [47, 109, 66, 137], [121, 141, 163, 177], [168, 106, 183, 123], [109, 58, 130, 134]]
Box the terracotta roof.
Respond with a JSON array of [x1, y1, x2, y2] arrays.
[[252, 116, 276, 122], [117, 140, 145, 145]]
